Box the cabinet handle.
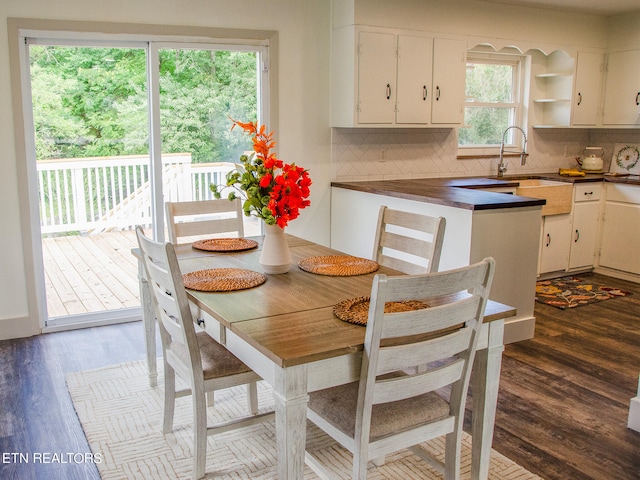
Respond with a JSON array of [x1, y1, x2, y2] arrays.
[[574, 229, 580, 243], [584, 191, 593, 197], [197, 318, 205, 327], [386, 83, 391, 100], [546, 233, 551, 247], [636, 92, 640, 106], [577, 92, 582, 106], [423, 85, 427, 101], [436, 86, 441, 101]]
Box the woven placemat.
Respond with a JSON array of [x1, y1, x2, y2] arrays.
[[192, 238, 258, 252], [334, 296, 430, 326], [298, 255, 379, 276], [182, 268, 266, 292]]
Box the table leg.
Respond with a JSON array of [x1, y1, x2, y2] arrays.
[[138, 259, 157, 387], [272, 364, 308, 479], [471, 319, 505, 480]]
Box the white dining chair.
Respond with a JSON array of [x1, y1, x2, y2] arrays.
[[135, 226, 273, 480], [165, 198, 244, 244], [304, 257, 495, 480], [372, 205, 446, 274]]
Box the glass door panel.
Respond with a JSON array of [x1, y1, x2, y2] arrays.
[[156, 47, 262, 238]]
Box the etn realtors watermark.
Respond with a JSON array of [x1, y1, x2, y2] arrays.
[[2, 452, 102, 464]]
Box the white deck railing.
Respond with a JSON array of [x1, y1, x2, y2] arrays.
[[37, 153, 235, 234]]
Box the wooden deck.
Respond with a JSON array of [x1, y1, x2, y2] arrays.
[[41, 218, 262, 319], [42, 231, 141, 318]]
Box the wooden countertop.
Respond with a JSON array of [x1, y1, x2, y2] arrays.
[[332, 173, 640, 212]]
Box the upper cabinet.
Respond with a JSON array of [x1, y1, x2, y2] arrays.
[[602, 49, 640, 126], [571, 51, 605, 127], [331, 26, 466, 128]]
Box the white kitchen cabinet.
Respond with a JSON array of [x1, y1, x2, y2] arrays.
[[598, 184, 640, 275], [431, 38, 466, 124], [602, 49, 640, 126], [331, 26, 465, 127], [571, 51, 604, 127], [396, 35, 433, 124], [538, 213, 572, 274], [568, 183, 602, 269], [356, 31, 397, 124]]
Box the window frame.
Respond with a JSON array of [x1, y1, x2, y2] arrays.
[[458, 51, 526, 157]]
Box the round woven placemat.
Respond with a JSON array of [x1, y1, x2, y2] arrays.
[[298, 255, 379, 276], [182, 268, 266, 292], [333, 296, 430, 326], [192, 238, 258, 252]]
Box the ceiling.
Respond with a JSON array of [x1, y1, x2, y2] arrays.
[[480, 0, 640, 16]]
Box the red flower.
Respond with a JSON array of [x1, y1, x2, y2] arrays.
[[220, 118, 312, 228]]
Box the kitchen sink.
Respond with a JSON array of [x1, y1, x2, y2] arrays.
[[482, 176, 573, 215], [514, 179, 572, 215]]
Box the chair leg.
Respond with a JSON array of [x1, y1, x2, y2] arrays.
[[247, 382, 258, 415], [207, 391, 214, 407], [444, 430, 462, 480], [352, 450, 369, 480], [372, 455, 386, 466], [193, 390, 207, 480], [163, 364, 176, 434]]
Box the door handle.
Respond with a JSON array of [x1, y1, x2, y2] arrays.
[[386, 83, 391, 100], [436, 86, 441, 101], [574, 229, 580, 243], [546, 233, 551, 247], [577, 92, 582, 106], [423, 85, 427, 101]]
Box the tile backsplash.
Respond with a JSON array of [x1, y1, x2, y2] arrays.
[[331, 127, 640, 181]]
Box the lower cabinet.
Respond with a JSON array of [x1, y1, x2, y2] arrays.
[[599, 184, 640, 275], [539, 213, 572, 275], [569, 184, 602, 270]]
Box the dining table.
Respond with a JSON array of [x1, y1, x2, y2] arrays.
[[135, 233, 515, 480]]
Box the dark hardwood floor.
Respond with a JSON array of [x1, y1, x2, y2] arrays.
[[0, 272, 638, 479]]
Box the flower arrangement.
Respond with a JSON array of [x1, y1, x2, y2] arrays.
[[210, 119, 312, 228]]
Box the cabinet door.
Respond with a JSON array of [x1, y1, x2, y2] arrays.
[[572, 51, 604, 126], [539, 214, 571, 274], [357, 31, 396, 124], [602, 50, 640, 125], [569, 202, 599, 269], [431, 38, 466, 124], [599, 203, 640, 274], [396, 35, 432, 124]]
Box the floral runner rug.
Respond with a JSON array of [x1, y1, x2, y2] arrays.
[[536, 275, 632, 309]]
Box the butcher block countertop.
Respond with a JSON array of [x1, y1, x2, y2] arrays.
[[331, 173, 640, 212]]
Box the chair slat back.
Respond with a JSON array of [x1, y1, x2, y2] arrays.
[[372, 206, 445, 275], [361, 257, 495, 409], [136, 226, 201, 374], [165, 198, 244, 244]]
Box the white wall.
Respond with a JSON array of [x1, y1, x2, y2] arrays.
[[0, 0, 331, 339]]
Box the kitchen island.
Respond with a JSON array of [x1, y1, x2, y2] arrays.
[[331, 177, 546, 344]]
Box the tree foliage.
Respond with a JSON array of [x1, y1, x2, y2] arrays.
[[29, 45, 258, 163]]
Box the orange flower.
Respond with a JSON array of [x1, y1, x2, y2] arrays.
[[210, 118, 312, 228]]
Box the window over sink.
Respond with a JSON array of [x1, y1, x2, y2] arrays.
[[458, 51, 526, 157]]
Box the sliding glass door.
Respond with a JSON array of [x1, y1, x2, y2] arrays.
[[22, 35, 267, 331]]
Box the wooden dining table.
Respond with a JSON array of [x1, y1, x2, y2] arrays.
[[135, 233, 515, 480]]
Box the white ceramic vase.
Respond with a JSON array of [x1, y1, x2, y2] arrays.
[[260, 223, 292, 274]]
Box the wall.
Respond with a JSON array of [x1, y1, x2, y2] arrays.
[[331, 1, 640, 182], [0, 0, 331, 339]]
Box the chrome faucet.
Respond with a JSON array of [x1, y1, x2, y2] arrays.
[[497, 125, 528, 177]]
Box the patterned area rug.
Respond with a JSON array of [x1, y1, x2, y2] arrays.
[[536, 275, 632, 310], [67, 361, 543, 480]]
